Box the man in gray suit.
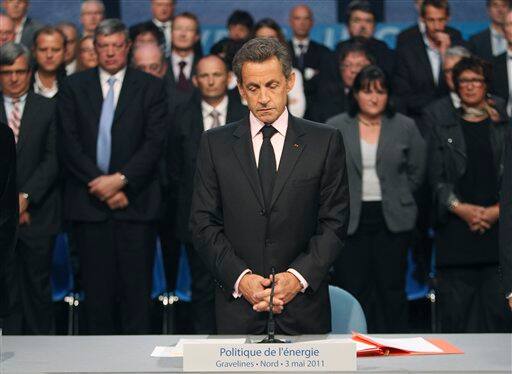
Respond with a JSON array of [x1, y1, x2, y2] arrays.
[[2, 0, 43, 49]]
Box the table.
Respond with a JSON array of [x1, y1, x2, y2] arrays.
[[1, 334, 510, 373]]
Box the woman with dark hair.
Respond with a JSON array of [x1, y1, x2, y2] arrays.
[[428, 56, 512, 332], [327, 65, 426, 333], [77, 36, 98, 71], [251, 18, 306, 118], [129, 21, 166, 49]]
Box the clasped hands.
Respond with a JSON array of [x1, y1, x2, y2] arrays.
[[88, 172, 128, 210], [238, 272, 302, 314], [453, 203, 499, 234]]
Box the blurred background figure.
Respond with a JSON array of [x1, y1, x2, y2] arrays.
[[2, 0, 42, 49], [80, 0, 105, 37], [491, 9, 512, 116], [210, 10, 254, 57], [328, 65, 426, 333], [129, 21, 165, 50], [149, 0, 174, 56], [57, 22, 79, 76], [0, 13, 15, 46], [77, 35, 98, 71]]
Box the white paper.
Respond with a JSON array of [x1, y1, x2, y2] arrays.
[[151, 338, 246, 358], [356, 333, 443, 353], [297, 338, 377, 352]]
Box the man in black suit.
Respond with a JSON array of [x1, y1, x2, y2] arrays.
[[394, 0, 465, 125], [0, 124, 17, 324], [287, 4, 335, 120], [58, 19, 167, 334], [469, 0, 510, 62], [168, 54, 247, 333], [210, 10, 253, 57], [491, 9, 512, 115], [2, 0, 42, 49], [501, 124, 512, 312], [335, 0, 394, 78], [190, 38, 350, 334], [0, 42, 60, 334]]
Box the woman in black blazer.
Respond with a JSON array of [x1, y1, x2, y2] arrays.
[[327, 66, 426, 333], [428, 57, 511, 332]]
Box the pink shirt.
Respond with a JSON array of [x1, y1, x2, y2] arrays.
[[233, 108, 308, 298]]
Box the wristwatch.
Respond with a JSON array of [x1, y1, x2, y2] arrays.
[[21, 192, 29, 201], [448, 197, 460, 211]]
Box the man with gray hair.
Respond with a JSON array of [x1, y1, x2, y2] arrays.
[[190, 37, 350, 334], [80, 0, 105, 37], [0, 42, 59, 334], [0, 14, 15, 46], [1, 0, 42, 49], [58, 19, 167, 334]]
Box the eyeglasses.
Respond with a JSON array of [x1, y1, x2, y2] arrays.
[[80, 47, 95, 54], [0, 69, 30, 76], [458, 78, 485, 87]]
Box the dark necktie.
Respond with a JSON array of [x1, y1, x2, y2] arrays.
[[297, 43, 305, 71], [177, 60, 190, 91], [258, 125, 278, 209]]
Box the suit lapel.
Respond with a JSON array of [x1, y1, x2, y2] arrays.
[[85, 68, 103, 122], [376, 116, 392, 168], [232, 118, 265, 209], [113, 68, 137, 123], [16, 92, 38, 154], [269, 115, 306, 210], [344, 116, 363, 175], [415, 41, 436, 89], [0, 96, 7, 125]]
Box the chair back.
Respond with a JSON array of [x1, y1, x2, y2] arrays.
[[329, 285, 367, 333]]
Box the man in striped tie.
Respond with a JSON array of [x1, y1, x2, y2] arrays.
[[0, 42, 60, 334]]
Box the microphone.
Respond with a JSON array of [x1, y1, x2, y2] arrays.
[[258, 267, 288, 343]]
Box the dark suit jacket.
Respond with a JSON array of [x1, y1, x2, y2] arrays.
[[190, 114, 350, 335], [1, 92, 60, 237], [491, 52, 508, 104], [0, 125, 17, 317], [58, 67, 167, 222], [469, 27, 494, 62], [307, 70, 348, 123], [148, 19, 204, 58], [327, 112, 426, 234], [287, 40, 336, 119], [335, 37, 395, 78], [19, 17, 43, 49], [393, 28, 464, 122], [167, 53, 200, 90], [500, 128, 512, 296], [396, 24, 464, 47], [168, 90, 247, 243]]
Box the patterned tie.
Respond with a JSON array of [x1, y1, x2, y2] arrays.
[[96, 77, 116, 173], [8, 98, 21, 143], [297, 43, 305, 71], [210, 109, 221, 128], [177, 61, 190, 91], [258, 125, 278, 209]]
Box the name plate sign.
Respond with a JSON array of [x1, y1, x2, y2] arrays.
[[183, 342, 356, 372]]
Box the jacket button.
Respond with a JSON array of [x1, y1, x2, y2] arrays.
[[447, 138, 453, 143], [260, 209, 266, 216]]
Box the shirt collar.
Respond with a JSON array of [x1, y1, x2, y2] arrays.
[[34, 71, 58, 91], [490, 25, 504, 39], [98, 66, 126, 85], [293, 37, 309, 49], [172, 51, 194, 65], [450, 92, 461, 109], [3, 92, 28, 104], [201, 95, 229, 116], [250, 107, 288, 139], [153, 18, 171, 28]]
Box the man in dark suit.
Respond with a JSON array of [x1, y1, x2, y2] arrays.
[[190, 38, 350, 334], [501, 123, 512, 312], [168, 54, 247, 334], [0, 124, 17, 324], [0, 14, 15, 46], [491, 9, 512, 115], [210, 10, 253, 57], [287, 4, 335, 120], [469, 0, 510, 62], [58, 19, 167, 334], [2, 0, 43, 49], [80, 0, 105, 37], [335, 0, 395, 78], [0, 42, 60, 334], [394, 0, 465, 125]]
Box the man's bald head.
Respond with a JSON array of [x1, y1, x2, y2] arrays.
[[0, 13, 15, 46], [193, 54, 230, 104], [132, 43, 167, 78], [289, 4, 314, 39], [196, 54, 228, 75]]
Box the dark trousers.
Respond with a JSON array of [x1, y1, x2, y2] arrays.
[[436, 265, 512, 333], [185, 242, 216, 334], [3, 235, 55, 335], [332, 202, 410, 333], [73, 220, 156, 334], [158, 220, 181, 292]]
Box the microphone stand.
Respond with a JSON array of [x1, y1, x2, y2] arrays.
[[258, 267, 288, 343]]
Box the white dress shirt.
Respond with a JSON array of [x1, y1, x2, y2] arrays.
[[201, 95, 229, 131], [450, 92, 461, 109], [288, 67, 306, 118], [491, 25, 507, 57], [171, 51, 194, 80], [232, 108, 309, 298], [33, 71, 59, 98], [14, 16, 27, 43], [153, 18, 172, 56], [422, 33, 442, 86], [98, 67, 126, 107], [292, 37, 310, 57], [65, 60, 78, 76], [3, 92, 27, 126]]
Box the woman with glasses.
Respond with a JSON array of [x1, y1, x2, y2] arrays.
[[428, 56, 512, 332], [77, 36, 98, 71], [327, 65, 426, 333]]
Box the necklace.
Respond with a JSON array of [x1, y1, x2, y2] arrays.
[[358, 116, 381, 127]]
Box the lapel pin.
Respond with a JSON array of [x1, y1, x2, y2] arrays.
[[293, 143, 300, 149]]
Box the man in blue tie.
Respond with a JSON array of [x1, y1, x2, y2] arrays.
[[58, 19, 167, 334]]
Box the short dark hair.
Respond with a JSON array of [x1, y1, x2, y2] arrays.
[[339, 37, 376, 65], [486, 0, 512, 7], [348, 65, 395, 117], [33, 26, 67, 48], [129, 21, 165, 47], [253, 18, 286, 44], [421, 0, 450, 17], [232, 37, 292, 84], [346, 0, 376, 22], [173, 12, 201, 35], [452, 56, 492, 94], [227, 10, 254, 30]]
